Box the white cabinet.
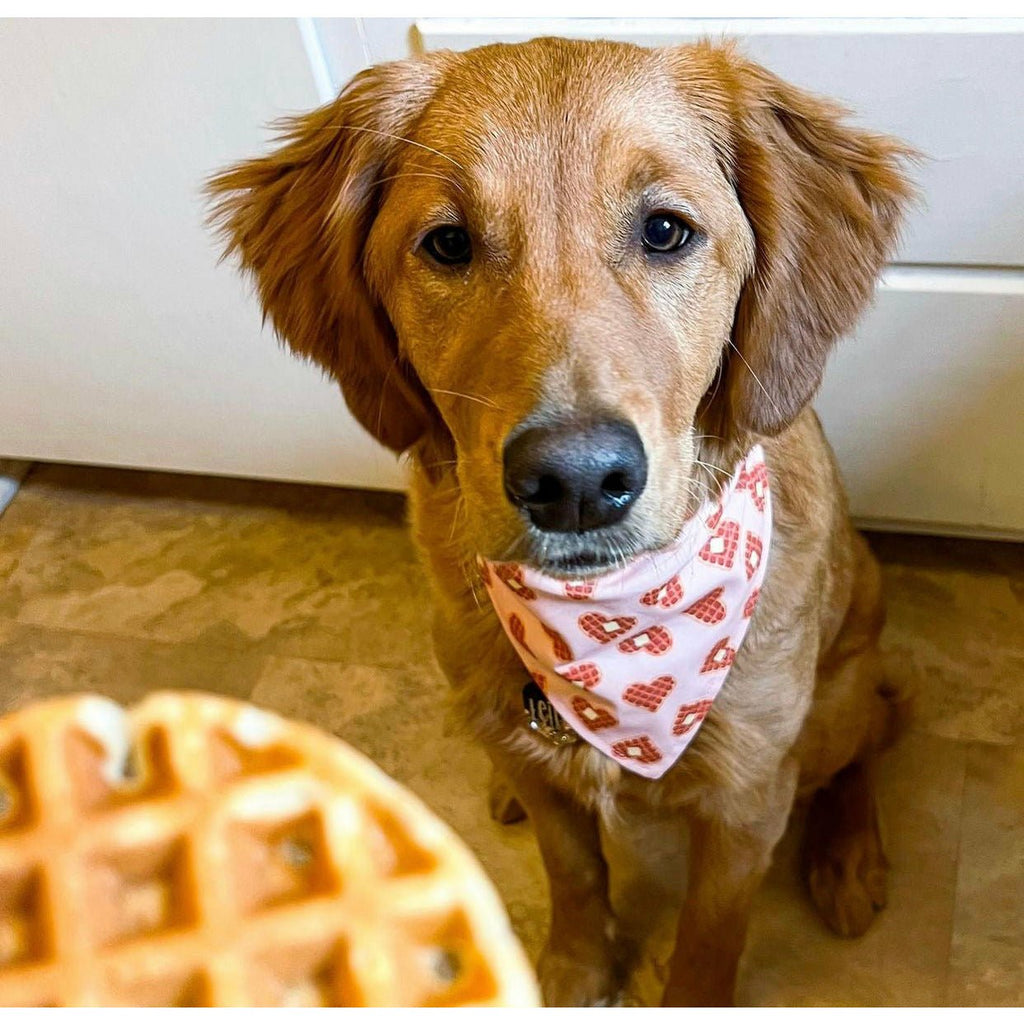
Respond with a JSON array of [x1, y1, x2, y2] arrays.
[[0, 19, 402, 491], [1, 19, 1021, 536]]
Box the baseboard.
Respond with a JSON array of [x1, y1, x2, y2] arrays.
[[853, 515, 1024, 544]]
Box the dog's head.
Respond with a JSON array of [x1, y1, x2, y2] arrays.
[[208, 38, 913, 576]]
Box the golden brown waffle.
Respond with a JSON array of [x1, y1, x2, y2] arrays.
[[0, 691, 538, 1007]]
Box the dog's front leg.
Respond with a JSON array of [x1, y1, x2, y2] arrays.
[[495, 753, 621, 1006], [661, 758, 798, 1006], [599, 796, 690, 1004]]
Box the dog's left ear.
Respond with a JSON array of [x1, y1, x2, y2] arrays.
[[205, 55, 451, 455], [690, 45, 917, 436]]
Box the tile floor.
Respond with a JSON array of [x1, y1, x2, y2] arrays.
[[0, 462, 1020, 1006]]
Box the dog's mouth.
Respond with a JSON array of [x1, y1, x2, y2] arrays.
[[541, 549, 620, 577], [511, 522, 653, 579]]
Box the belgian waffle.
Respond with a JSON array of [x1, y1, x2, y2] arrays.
[[0, 691, 538, 1007]]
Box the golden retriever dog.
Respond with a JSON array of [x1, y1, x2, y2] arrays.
[[208, 37, 915, 1006]]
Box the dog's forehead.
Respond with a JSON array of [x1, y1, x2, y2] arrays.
[[412, 41, 718, 188]]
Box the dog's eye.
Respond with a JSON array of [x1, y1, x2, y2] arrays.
[[642, 213, 692, 254], [422, 226, 472, 266]]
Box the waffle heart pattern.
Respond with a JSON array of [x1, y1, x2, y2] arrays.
[[640, 575, 683, 609], [0, 693, 538, 1008], [622, 676, 675, 711], [682, 586, 727, 626], [562, 663, 601, 689], [480, 446, 772, 780], [739, 462, 770, 512]]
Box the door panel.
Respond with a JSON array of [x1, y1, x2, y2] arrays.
[[819, 272, 1024, 535]]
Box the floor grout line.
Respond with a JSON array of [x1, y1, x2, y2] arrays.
[[942, 742, 972, 1006]]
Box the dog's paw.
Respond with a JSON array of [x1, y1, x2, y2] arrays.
[[487, 771, 527, 824], [804, 810, 889, 938], [802, 761, 890, 938], [538, 947, 624, 1006]]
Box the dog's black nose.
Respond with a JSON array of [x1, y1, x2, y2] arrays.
[[503, 418, 648, 532]]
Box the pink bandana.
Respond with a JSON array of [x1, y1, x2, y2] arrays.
[[480, 446, 772, 779]]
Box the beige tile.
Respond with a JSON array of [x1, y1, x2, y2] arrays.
[[2, 465, 433, 666], [868, 534, 1024, 747], [739, 732, 967, 1006], [0, 619, 265, 715], [948, 743, 1024, 1006], [0, 511, 37, 588], [250, 655, 410, 728], [0, 469, 1020, 1005]]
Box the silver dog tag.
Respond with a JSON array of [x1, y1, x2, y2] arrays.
[[522, 680, 578, 746]]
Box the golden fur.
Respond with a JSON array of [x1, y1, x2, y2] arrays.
[[208, 38, 916, 1005]]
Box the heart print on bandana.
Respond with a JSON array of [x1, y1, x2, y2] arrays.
[[617, 625, 673, 655], [623, 675, 676, 711], [562, 662, 601, 689], [496, 564, 537, 600], [571, 696, 618, 731], [564, 580, 595, 601], [745, 532, 763, 581], [579, 612, 637, 644], [640, 575, 684, 608], [611, 735, 663, 765], [701, 638, 736, 673], [673, 698, 715, 736], [740, 462, 770, 512], [683, 586, 727, 625], [543, 623, 573, 661], [699, 519, 740, 569]]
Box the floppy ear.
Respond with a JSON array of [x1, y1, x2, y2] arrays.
[[695, 46, 916, 436], [206, 56, 448, 453]]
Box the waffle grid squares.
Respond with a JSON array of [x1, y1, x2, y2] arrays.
[[0, 865, 52, 970], [0, 741, 34, 833], [227, 807, 340, 916], [0, 693, 537, 1007]]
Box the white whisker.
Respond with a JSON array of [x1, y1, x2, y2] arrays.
[[693, 458, 729, 482], [448, 495, 467, 544], [428, 387, 501, 410], [703, 358, 726, 411], [726, 339, 783, 422], [375, 356, 399, 440], [331, 124, 465, 170]]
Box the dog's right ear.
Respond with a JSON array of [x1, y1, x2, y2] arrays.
[[206, 57, 448, 453], [676, 42, 916, 440]]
